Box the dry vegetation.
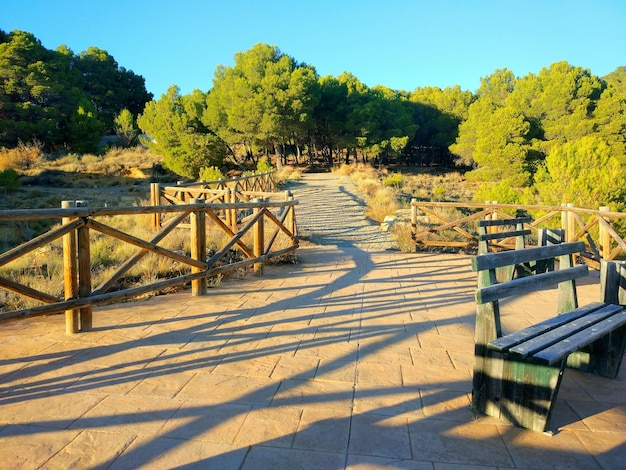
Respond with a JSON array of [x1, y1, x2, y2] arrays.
[[0, 146, 474, 310], [334, 163, 478, 252]]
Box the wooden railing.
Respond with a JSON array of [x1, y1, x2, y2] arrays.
[[411, 201, 626, 266], [0, 195, 298, 334], [156, 171, 276, 204], [150, 172, 281, 230]]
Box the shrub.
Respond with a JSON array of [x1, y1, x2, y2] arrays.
[[383, 173, 403, 189], [432, 186, 446, 201], [256, 156, 274, 174], [199, 166, 225, 182], [366, 186, 399, 223], [0, 168, 21, 191], [0, 140, 44, 171]]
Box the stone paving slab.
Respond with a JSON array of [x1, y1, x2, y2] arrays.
[[0, 243, 625, 469]]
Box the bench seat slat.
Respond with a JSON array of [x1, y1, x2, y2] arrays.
[[508, 304, 624, 358], [476, 265, 588, 304], [478, 229, 531, 242], [534, 308, 626, 365], [489, 302, 606, 352]]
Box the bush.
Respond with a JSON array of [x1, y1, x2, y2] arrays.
[[0, 140, 44, 171], [383, 173, 403, 189], [199, 166, 225, 182], [256, 156, 274, 174], [0, 168, 21, 191]]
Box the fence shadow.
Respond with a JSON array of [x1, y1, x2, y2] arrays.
[[0, 244, 624, 468]]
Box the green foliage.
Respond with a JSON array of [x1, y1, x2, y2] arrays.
[[68, 99, 100, 154], [138, 86, 228, 179], [114, 108, 138, 147], [533, 136, 626, 210], [383, 173, 403, 189], [472, 180, 524, 205], [0, 168, 21, 191], [199, 166, 225, 182], [432, 186, 446, 201], [450, 61, 622, 191], [0, 29, 152, 152], [204, 43, 320, 165], [256, 156, 274, 174]]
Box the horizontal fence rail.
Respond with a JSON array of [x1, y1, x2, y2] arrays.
[[0, 189, 298, 334], [411, 201, 626, 266]]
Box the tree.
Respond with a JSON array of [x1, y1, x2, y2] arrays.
[[204, 43, 319, 167], [68, 98, 100, 153], [138, 86, 228, 179], [0, 29, 152, 152], [533, 136, 626, 210], [450, 62, 611, 185], [77, 46, 153, 134], [468, 106, 531, 185], [114, 108, 138, 147]]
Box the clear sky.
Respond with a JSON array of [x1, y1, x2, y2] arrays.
[[3, 0, 625, 99]]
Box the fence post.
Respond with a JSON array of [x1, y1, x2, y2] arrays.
[[566, 203, 576, 242], [150, 182, 161, 230], [599, 206, 611, 260], [224, 185, 232, 229], [285, 191, 295, 237], [253, 198, 264, 276], [76, 200, 92, 331], [411, 198, 417, 251], [230, 186, 238, 231], [177, 181, 186, 203], [190, 198, 207, 296], [561, 203, 569, 241], [62, 201, 79, 334]]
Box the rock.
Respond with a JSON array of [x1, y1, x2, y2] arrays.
[[381, 215, 397, 232]]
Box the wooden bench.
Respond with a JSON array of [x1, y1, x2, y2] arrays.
[[477, 217, 532, 254], [471, 242, 626, 432], [478, 217, 532, 281]]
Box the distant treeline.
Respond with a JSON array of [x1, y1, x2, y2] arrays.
[[0, 29, 152, 153], [2, 33, 625, 209]]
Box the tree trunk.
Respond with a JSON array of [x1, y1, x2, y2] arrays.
[[274, 144, 283, 171]]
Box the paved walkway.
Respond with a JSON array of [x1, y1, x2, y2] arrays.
[[287, 172, 398, 250], [1, 243, 625, 469]]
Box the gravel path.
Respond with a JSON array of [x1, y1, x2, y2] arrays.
[[286, 172, 398, 251]]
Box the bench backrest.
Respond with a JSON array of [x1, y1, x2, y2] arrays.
[[472, 241, 587, 342], [477, 217, 532, 254]]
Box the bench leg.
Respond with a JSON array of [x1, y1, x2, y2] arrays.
[[472, 353, 565, 432], [567, 325, 626, 378]]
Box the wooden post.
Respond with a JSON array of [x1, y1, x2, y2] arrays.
[[566, 203, 576, 242], [410, 198, 417, 251], [177, 181, 186, 202], [285, 191, 295, 237], [62, 201, 79, 334], [599, 206, 611, 260], [600, 260, 626, 305], [253, 198, 264, 276], [150, 183, 160, 230], [227, 184, 239, 233], [190, 198, 207, 296], [561, 203, 569, 241], [76, 200, 92, 331], [224, 185, 232, 229]]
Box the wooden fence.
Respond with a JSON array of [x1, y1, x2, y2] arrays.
[[411, 201, 626, 266], [0, 182, 297, 334]]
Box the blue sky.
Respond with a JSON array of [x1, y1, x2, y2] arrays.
[[3, 0, 625, 98]]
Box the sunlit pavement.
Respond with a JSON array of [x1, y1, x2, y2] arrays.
[[1, 242, 625, 469]]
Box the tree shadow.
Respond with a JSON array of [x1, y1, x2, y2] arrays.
[[0, 244, 624, 469]]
